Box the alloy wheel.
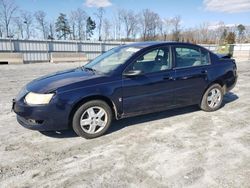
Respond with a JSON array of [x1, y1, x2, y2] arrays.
[[207, 88, 222, 108], [80, 106, 108, 134]]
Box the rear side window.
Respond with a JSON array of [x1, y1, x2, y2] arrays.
[[174, 46, 210, 68]]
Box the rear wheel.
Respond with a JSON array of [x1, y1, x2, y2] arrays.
[[72, 100, 112, 139], [200, 84, 224, 112]]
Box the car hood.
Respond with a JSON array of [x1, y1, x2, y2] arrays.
[[26, 67, 100, 93]]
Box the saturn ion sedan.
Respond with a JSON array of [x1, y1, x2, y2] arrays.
[[12, 42, 237, 139]]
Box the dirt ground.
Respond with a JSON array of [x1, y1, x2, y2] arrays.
[[0, 61, 249, 188]]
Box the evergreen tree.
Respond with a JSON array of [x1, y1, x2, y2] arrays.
[[237, 24, 246, 42], [55, 13, 71, 40], [225, 32, 236, 44], [86, 17, 96, 40]]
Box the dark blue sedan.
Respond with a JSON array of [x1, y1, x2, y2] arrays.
[[13, 42, 237, 138]]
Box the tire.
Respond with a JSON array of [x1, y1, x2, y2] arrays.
[[200, 84, 224, 112], [72, 100, 112, 139]]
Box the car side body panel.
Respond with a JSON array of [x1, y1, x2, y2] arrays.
[[122, 69, 176, 117], [13, 42, 237, 131], [173, 66, 210, 106]]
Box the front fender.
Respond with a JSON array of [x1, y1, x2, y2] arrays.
[[56, 80, 123, 121]]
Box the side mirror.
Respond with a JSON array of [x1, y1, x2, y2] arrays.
[[138, 56, 144, 61], [123, 70, 143, 77]]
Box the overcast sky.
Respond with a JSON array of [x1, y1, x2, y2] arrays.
[[15, 0, 250, 28]]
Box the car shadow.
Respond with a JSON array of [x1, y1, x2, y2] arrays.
[[39, 130, 78, 138], [41, 92, 238, 139], [222, 92, 239, 106], [108, 92, 239, 134], [107, 105, 199, 135]]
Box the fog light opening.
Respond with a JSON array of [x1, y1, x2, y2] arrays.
[[28, 119, 44, 125]]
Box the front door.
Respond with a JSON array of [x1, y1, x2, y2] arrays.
[[122, 46, 176, 116]]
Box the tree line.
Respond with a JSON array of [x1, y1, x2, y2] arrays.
[[0, 0, 249, 44]]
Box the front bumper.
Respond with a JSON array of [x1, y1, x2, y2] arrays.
[[13, 99, 70, 131]]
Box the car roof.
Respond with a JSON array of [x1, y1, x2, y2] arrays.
[[123, 41, 197, 48]]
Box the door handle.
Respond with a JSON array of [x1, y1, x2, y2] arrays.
[[163, 75, 174, 80], [181, 76, 188, 80], [201, 70, 208, 74]]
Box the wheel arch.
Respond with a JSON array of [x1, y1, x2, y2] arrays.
[[210, 79, 225, 93], [204, 70, 234, 96], [68, 95, 119, 129], [210, 70, 235, 94]]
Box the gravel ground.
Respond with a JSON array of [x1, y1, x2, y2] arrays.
[[0, 61, 249, 188]]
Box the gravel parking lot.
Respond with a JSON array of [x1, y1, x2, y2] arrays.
[[0, 61, 249, 188]]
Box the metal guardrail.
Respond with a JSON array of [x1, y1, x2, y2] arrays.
[[0, 39, 249, 62], [0, 39, 126, 62]]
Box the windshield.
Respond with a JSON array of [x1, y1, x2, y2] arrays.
[[83, 46, 141, 74]]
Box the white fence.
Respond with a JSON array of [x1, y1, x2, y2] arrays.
[[0, 39, 249, 63], [202, 44, 250, 61], [0, 39, 126, 62]]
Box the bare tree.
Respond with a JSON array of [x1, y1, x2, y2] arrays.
[[48, 22, 55, 40], [0, 23, 3, 37], [35, 10, 48, 39], [181, 28, 196, 43], [95, 7, 105, 41], [103, 18, 111, 41], [120, 9, 138, 40], [199, 22, 209, 43], [215, 21, 226, 44], [76, 8, 87, 40], [14, 17, 24, 38], [140, 9, 161, 41], [112, 9, 122, 40], [169, 16, 181, 41], [70, 8, 88, 40], [246, 26, 250, 43], [69, 11, 77, 40], [161, 18, 172, 41], [0, 0, 18, 37], [22, 11, 32, 39]]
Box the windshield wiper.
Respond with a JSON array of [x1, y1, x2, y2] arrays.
[[83, 66, 97, 73], [79, 66, 84, 71]]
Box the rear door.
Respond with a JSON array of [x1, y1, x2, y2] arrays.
[[172, 45, 211, 106]]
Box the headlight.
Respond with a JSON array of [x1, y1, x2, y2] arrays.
[[25, 92, 54, 105]]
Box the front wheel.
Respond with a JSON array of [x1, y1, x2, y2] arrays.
[[72, 100, 112, 139], [200, 84, 224, 112]]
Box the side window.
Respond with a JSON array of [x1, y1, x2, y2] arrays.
[[141, 50, 158, 62], [200, 50, 210, 65], [127, 47, 170, 74], [175, 47, 210, 68]]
